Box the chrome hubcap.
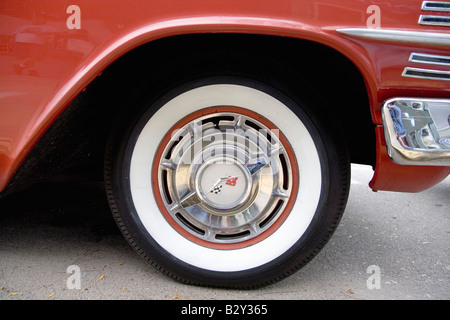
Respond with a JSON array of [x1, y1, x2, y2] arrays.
[[156, 110, 295, 244]]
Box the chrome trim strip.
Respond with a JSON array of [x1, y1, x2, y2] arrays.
[[336, 28, 450, 47], [419, 15, 450, 26], [409, 52, 450, 66], [422, 1, 450, 12], [382, 98, 450, 166], [402, 67, 450, 81]]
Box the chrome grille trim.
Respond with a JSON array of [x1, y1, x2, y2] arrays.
[[422, 1, 450, 12], [402, 67, 450, 81], [409, 53, 450, 66]]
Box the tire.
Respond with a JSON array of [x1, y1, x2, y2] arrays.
[[104, 75, 350, 288]]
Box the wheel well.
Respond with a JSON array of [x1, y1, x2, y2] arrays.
[[3, 33, 375, 196]]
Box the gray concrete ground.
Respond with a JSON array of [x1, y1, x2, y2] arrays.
[[0, 164, 449, 300]]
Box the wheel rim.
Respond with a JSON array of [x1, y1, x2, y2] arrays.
[[153, 107, 298, 249]]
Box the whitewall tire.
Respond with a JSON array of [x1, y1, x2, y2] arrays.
[[105, 77, 350, 288]]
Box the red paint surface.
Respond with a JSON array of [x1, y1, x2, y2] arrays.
[[370, 127, 450, 193], [0, 0, 449, 192]]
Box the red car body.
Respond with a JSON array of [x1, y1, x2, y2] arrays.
[[0, 0, 449, 195]]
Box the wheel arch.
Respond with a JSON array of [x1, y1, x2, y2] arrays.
[[2, 18, 376, 195]]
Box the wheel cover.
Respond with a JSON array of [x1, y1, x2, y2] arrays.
[[152, 107, 298, 249]]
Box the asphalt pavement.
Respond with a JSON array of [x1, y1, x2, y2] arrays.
[[0, 164, 449, 300]]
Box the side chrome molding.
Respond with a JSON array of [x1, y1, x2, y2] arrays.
[[336, 28, 450, 47], [420, 1, 450, 26], [409, 52, 450, 66], [402, 67, 450, 81], [419, 15, 450, 26], [403, 53, 450, 81], [422, 1, 450, 12]]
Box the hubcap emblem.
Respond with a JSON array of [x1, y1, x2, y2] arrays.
[[197, 161, 250, 211], [225, 176, 238, 186], [209, 175, 238, 194]]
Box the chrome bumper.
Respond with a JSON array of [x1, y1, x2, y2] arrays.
[[382, 98, 450, 166]]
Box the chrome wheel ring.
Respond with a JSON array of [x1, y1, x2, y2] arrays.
[[154, 107, 297, 248]]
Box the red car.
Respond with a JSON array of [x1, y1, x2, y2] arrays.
[[1, 0, 449, 288]]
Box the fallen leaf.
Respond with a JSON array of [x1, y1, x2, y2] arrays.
[[48, 293, 55, 298], [348, 289, 354, 294], [172, 295, 181, 300], [98, 275, 105, 281], [7, 292, 18, 297]]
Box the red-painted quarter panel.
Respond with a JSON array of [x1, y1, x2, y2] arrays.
[[0, 0, 449, 192]]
